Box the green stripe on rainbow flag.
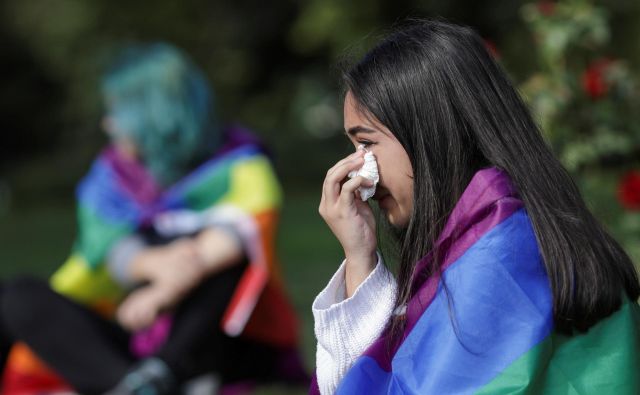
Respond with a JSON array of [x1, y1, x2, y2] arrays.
[[477, 300, 640, 395]]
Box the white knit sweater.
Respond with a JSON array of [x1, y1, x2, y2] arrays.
[[312, 255, 397, 395]]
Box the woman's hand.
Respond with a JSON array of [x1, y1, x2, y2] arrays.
[[149, 238, 205, 292], [193, 228, 243, 273], [319, 150, 378, 297], [119, 239, 207, 331], [129, 238, 206, 301], [116, 285, 166, 331], [130, 238, 206, 288]]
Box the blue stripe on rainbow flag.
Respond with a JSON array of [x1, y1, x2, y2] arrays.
[[76, 156, 143, 225], [337, 209, 553, 394]]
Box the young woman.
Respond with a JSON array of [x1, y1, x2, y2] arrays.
[[0, 43, 306, 395], [314, 19, 640, 394]]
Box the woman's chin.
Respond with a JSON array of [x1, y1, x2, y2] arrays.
[[386, 210, 410, 229]]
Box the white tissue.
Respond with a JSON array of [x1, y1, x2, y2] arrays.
[[348, 146, 379, 201]]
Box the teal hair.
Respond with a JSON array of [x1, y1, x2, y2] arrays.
[[102, 43, 220, 186]]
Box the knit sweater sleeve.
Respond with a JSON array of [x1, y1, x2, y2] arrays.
[[312, 254, 397, 395]]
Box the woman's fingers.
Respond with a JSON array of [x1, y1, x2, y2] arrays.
[[339, 176, 373, 206], [116, 302, 135, 330], [318, 150, 370, 219], [323, 155, 365, 201], [326, 150, 363, 178], [117, 290, 160, 331]]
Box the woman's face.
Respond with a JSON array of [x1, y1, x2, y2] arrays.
[[343, 92, 414, 228], [101, 115, 138, 160]]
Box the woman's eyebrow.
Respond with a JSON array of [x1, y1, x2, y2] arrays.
[[346, 126, 378, 136]]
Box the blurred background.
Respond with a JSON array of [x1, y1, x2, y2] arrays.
[[2, 0, 640, 393]]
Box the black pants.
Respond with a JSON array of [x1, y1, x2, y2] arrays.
[[0, 263, 280, 394]]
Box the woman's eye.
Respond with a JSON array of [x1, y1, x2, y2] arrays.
[[357, 140, 374, 147]]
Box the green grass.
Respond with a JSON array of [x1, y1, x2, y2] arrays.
[[0, 191, 342, 394]]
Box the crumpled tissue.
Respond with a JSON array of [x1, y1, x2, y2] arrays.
[[348, 145, 379, 201]]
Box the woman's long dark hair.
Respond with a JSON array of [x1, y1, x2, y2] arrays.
[[343, 19, 640, 334]]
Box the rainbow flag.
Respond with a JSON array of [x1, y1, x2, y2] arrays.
[[312, 168, 640, 394], [3, 127, 299, 394], [48, 126, 297, 340]]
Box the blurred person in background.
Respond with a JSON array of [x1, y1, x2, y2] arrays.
[[0, 43, 307, 395], [314, 19, 640, 394]]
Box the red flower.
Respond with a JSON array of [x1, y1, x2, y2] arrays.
[[537, 1, 556, 16], [582, 58, 613, 100], [483, 39, 501, 60], [618, 171, 640, 210]]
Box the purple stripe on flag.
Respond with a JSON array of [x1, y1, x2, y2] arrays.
[[362, 168, 523, 371], [103, 146, 161, 205], [309, 373, 320, 395]]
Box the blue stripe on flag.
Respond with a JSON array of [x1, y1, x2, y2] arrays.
[[337, 209, 553, 394]]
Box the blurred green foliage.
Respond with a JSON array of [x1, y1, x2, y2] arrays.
[[1, 0, 578, 205], [519, 0, 640, 262], [3, 0, 639, 205]]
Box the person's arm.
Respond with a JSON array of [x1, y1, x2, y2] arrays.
[[121, 226, 244, 289], [111, 227, 245, 331], [113, 237, 206, 331], [192, 226, 244, 275], [126, 239, 203, 287], [106, 235, 148, 289], [313, 253, 397, 395]]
